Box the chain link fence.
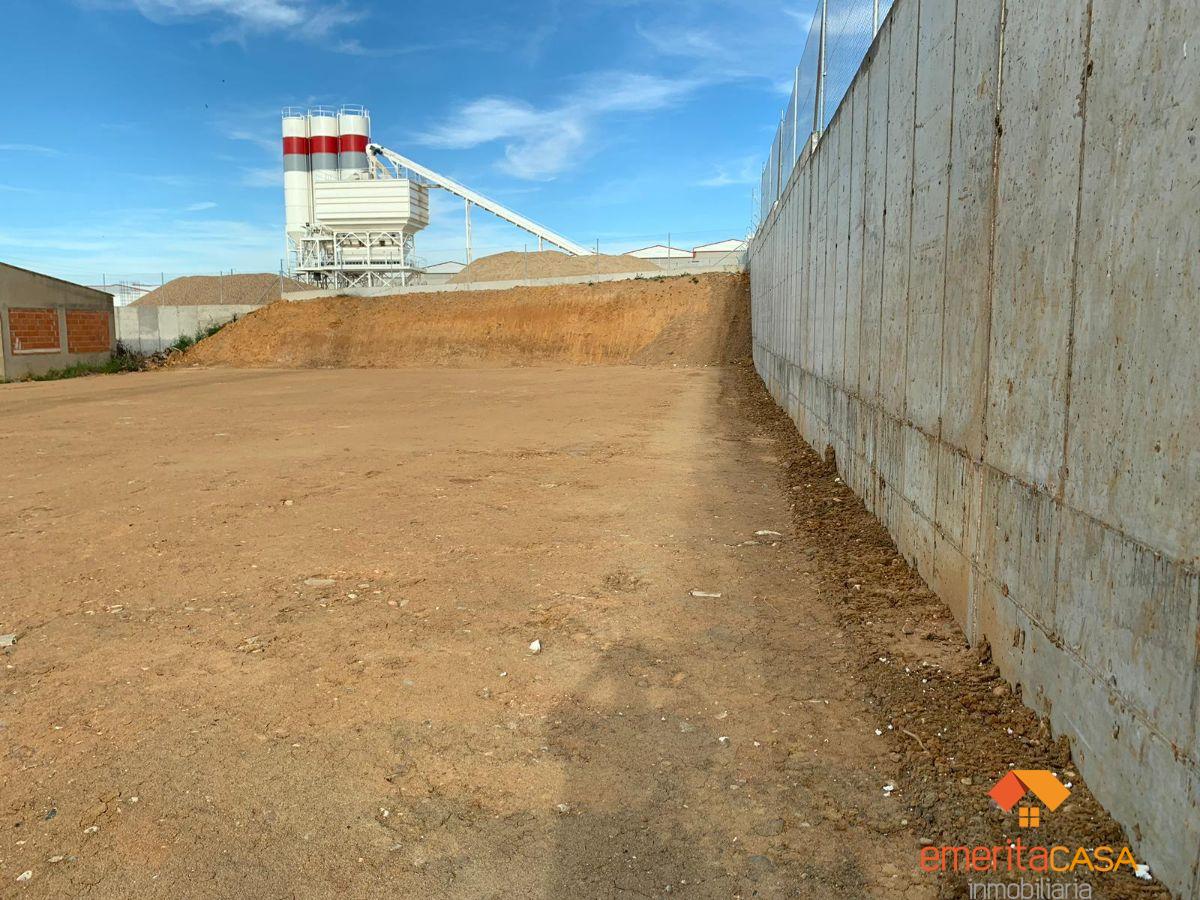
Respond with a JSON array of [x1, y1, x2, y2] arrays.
[[756, 0, 895, 228], [45, 228, 749, 309]]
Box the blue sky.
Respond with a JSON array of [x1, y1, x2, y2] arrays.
[[0, 0, 815, 282]]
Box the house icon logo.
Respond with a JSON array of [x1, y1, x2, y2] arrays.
[[988, 770, 1071, 828]]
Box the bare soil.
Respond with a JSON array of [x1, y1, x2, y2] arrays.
[[449, 250, 660, 284], [0, 279, 1165, 898], [181, 273, 746, 369], [131, 274, 308, 308]]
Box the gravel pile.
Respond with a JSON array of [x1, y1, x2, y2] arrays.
[[448, 251, 659, 284], [131, 274, 308, 308]]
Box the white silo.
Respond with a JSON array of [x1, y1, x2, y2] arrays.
[[308, 106, 340, 182], [338, 105, 370, 179], [281, 107, 311, 239]]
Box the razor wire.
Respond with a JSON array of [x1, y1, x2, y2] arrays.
[[758, 0, 894, 227]]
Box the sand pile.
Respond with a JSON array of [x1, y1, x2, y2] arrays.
[[448, 250, 659, 284], [182, 272, 749, 369], [132, 274, 309, 307]]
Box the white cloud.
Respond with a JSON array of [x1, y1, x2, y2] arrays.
[[125, 0, 315, 29], [228, 128, 279, 155], [0, 143, 63, 156], [240, 166, 282, 188], [96, 0, 363, 43], [185, 200, 218, 211], [418, 72, 703, 181], [634, 2, 815, 84], [698, 155, 761, 188], [0, 215, 282, 280]]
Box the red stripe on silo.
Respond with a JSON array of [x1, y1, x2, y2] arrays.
[[282, 136, 309, 155], [339, 134, 368, 152], [310, 135, 339, 154]]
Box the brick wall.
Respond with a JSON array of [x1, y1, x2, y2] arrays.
[[66, 309, 112, 354], [8, 308, 61, 353]]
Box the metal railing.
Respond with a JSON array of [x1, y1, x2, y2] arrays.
[[756, 0, 895, 228]]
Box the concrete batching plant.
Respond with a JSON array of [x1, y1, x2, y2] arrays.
[[282, 105, 591, 288]]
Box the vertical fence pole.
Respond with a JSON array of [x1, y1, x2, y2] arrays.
[[816, 0, 828, 133], [793, 64, 801, 164]]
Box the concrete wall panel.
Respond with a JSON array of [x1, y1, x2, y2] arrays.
[[845, 76, 869, 397], [880, 2, 917, 417], [1056, 505, 1200, 755], [984, 0, 1090, 492], [858, 26, 890, 403], [114, 304, 258, 354], [1064, 0, 1200, 565], [939, 0, 1002, 458], [904, 0, 955, 434], [831, 110, 851, 392]]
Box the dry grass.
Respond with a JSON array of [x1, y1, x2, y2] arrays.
[[181, 273, 748, 369]]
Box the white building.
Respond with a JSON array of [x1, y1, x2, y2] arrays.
[[626, 244, 692, 261], [418, 260, 465, 285], [624, 239, 748, 271], [691, 239, 747, 265], [86, 282, 155, 307]]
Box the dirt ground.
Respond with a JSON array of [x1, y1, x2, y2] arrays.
[[0, 287, 1167, 897]]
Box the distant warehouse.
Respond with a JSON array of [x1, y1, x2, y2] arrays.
[[625, 239, 747, 271], [0, 263, 115, 381]]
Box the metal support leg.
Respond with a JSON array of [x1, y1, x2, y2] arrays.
[[465, 200, 473, 265]]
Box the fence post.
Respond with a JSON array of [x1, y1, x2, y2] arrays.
[[793, 64, 801, 165], [815, 0, 828, 133]]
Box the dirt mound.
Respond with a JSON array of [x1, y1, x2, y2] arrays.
[[181, 272, 749, 369], [132, 273, 308, 307], [448, 250, 659, 284]]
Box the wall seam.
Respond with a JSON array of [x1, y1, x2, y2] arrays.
[[821, 132, 833, 432], [972, 0, 1007, 639], [931, 0, 961, 592], [900, 0, 922, 426], [1049, 0, 1097, 630], [873, 21, 892, 489], [843, 90, 855, 393], [856, 69, 871, 406]]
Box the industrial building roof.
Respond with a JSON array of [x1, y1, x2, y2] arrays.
[[423, 261, 466, 274], [692, 239, 747, 253], [626, 245, 692, 259]]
